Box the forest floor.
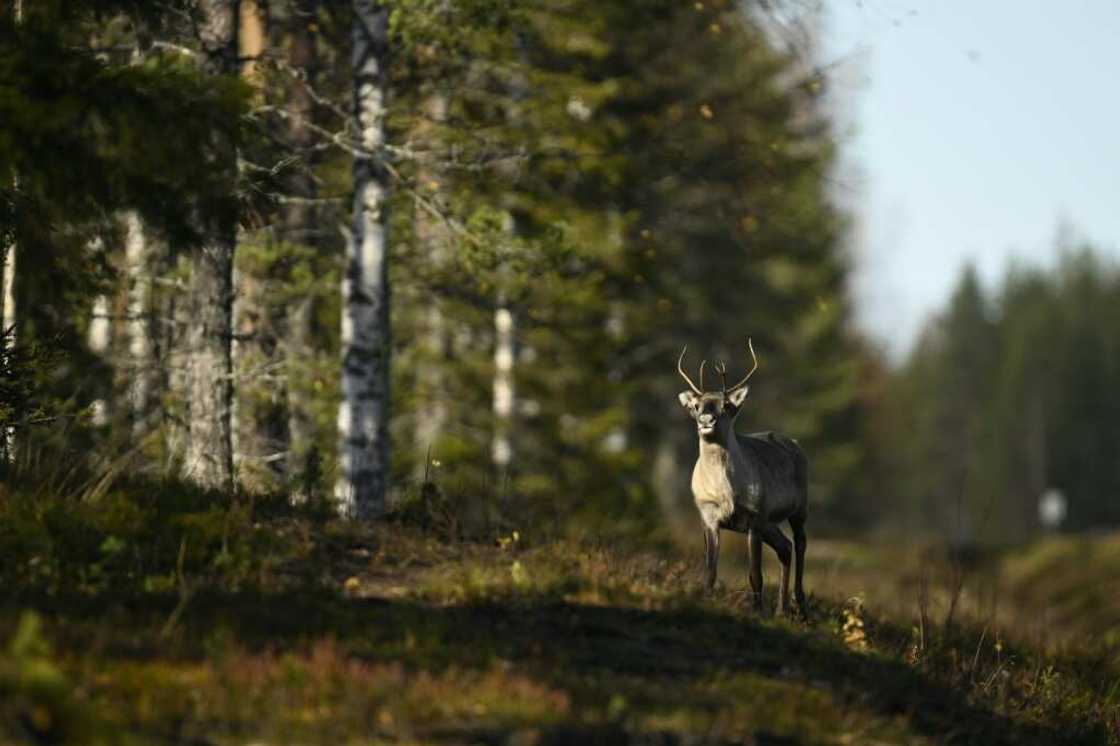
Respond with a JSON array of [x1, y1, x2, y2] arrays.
[[1, 484, 1118, 745]]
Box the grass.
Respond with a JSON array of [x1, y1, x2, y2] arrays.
[[1, 481, 1118, 744]]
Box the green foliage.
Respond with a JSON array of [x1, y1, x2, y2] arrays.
[[231, 233, 341, 492], [379, 0, 866, 535], [0, 473, 333, 598], [0, 612, 113, 745], [0, 8, 248, 247], [0, 327, 64, 440], [875, 246, 1120, 541]]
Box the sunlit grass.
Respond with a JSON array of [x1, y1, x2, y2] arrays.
[[1, 483, 1118, 744]]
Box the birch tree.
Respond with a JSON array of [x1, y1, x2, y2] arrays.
[[1, 191, 16, 464], [164, 251, 191, 470], [184, 0, 238, 490], [1, 0, 21, 462], [491, 38, 527, 490], [491, 305, 515, 483], [86, 238, 110, 427], [123, 212, 159, 437], [336, 0, 391, 518], [412, 93, 450, 481]]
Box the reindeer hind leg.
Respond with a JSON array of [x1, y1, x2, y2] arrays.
[[760, 523, 792, 616], [747, 528, 764, 612], [789, 511, 807, 615]]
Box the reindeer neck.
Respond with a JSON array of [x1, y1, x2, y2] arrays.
[[698, 430, 740, 463]]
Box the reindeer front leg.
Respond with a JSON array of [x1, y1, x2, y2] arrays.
[[703, 526, 720, 591]]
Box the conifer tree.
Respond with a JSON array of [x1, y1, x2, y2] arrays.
[[183, 0, 240, 490]]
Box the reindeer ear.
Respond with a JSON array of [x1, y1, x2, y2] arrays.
[[678, 391, 699, 409], [728, 386, 749, 408]]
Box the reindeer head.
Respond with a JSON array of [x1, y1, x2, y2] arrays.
[[676, 340, 758, 441]]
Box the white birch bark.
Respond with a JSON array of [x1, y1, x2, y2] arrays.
[[1, 194, 16, 459], [336, 0, 391, 518], [491, 307, 516, 475], [1, 224, 14, 343], [490, 40, 527, 487], [123, 211, 159, 436], [2, 0, 21, 461], [87, 260, 111, 427], [164, 254, 191, 470], [183, 0, 237, 490]]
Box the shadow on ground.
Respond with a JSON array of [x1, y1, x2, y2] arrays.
[[12, 586, 1108, 745]]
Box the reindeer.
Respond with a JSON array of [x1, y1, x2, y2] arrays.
[[676, 340, 808, 615]]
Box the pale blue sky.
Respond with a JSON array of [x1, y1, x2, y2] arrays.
[[822, 1, 1120, 359]]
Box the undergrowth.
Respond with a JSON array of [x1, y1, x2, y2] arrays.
[[1, 478, 1117, 745]]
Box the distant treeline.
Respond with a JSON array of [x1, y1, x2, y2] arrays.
[[866, 245, 1120, 542]]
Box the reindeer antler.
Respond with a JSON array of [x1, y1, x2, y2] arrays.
[[715, 361, 729, 394], [725, 338, 759, 392], [677, 346, 706, 395]]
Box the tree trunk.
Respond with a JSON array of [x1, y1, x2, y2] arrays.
[[490, 41, 528, 492], [87, 247, 111, 428], [239, 0, 265, 82], [184, 0, 237, 490], [1023, 391, 1047, 539], [123, 212, 160, 437], [185, 246, 235, 489], [336, 0, 391, 518], [283, 1, 321, 498], [163, 251, 191, 472], [1, 216, 14, 341], [0, 198, 15, 461], [413, 93, 449, 481], [2, 0, 21, 462], [491, 306, 516, 484], [231, 0, 281, 491]]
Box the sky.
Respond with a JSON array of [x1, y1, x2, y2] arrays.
[[820, 0, 1120, 359]]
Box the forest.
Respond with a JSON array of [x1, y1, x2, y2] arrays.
[[1, 1, 1118, 743]]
